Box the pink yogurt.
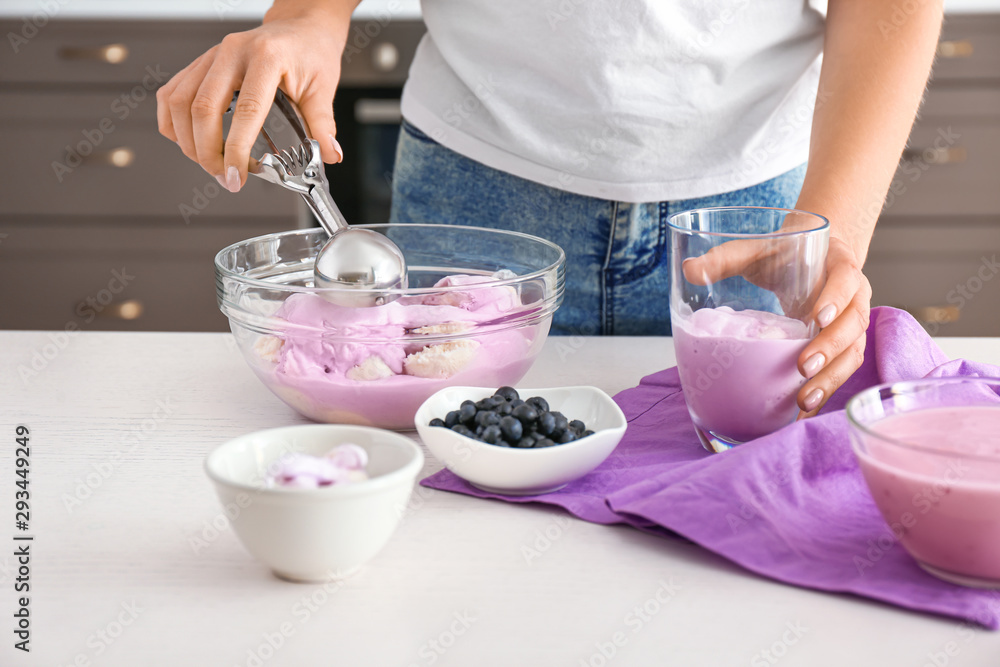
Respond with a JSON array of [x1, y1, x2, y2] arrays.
[[672, 306, 810, 443], [266, 444, 370, 488], [856, 405, 1000, 584], [250, 275, 545, 429]]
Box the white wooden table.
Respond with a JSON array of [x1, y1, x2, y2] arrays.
[[2, 331, 999, 667]]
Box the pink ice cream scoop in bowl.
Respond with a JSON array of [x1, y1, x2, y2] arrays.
[[847, 377, 1000, 589], [204, 424, 424, 582], [215, 224, 565, 429]]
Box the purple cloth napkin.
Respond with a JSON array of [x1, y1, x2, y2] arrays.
[[421, 307, 1000, 628]]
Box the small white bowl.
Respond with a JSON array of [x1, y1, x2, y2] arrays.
[[204, 424, 423, 582], [415, 386, 627, 495]]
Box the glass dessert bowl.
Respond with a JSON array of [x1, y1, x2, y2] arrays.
[[215, 224, 565, 430], [847, 377, 1000, 588]]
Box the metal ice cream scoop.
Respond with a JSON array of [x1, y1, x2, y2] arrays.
[[229, 90, 407, 307]]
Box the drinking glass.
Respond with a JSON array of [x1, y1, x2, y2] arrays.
[[668, 207, 829, 452]]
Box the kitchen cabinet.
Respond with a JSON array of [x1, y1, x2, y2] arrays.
[[0, 221, 279, 332], [867, 14, 1000, 335], [0, 19, 301, 332]]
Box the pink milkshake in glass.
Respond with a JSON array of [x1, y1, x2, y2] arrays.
[[668, 207, 829, 452], [848, 379, 1000, 588], [672, 306, 810, 444]]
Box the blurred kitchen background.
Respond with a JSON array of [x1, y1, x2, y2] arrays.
[[0, 0, 997, 334]]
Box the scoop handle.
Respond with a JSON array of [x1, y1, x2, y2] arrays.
[[268, 92, 350, 235], [272, 90, 310, 144], [302, 181, 349, 234]]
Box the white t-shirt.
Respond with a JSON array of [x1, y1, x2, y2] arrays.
[[400, 0, 826, 203]]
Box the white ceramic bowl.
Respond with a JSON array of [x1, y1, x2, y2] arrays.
[[204, 424, 423, 582], [415, 386, 627, 495]]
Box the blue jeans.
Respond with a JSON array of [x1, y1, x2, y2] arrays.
[[390, 119, 807, 336]]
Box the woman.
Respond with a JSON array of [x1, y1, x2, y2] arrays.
[[156, 0, 944, 415]]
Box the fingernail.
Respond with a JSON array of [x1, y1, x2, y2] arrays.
[[817, 304, 836, 328], [225, 165, 241, 193], [215, 174, 228, 192], [803, 353, 825, 379], [804, 387, 825, 412], [330, 135, 344, 163]]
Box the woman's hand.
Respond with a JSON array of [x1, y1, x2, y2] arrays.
[[156, 1, 352, 193], [682, 233, 871, 415], [795, 237, 871, 416]]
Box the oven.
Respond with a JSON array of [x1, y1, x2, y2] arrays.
[[321, 19, 426, 225]]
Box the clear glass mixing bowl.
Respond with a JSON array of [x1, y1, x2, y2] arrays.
[[215, 224, 565, 429]]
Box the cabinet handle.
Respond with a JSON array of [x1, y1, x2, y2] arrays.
[[372, 42, 400, 72], [355, 98, 402, 125], [58, 43, 129, 64], [901, 146, 967, 165], [80, 147, 135, 168], [936, 40, 973, 58], [907, 305, 960, 325], [93, 299, 144, 321]]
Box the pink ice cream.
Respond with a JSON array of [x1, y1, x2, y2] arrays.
[[267, 444, 370, 488], [249, 274, 545, 429], [856, 405, 1000, 585], [672, 306, 810, 444]]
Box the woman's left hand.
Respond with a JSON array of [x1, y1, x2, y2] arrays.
[[795, 237, 872, 416], [683, 233, 872, 415]]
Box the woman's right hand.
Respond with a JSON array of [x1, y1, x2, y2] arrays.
[[156, 1, 353, 193]]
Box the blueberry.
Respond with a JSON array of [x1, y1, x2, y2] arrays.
[[569, 419, 586, 434], [526, 396, 549, 413], [451, 424, 474, 438], [494, 386, 520, 402], [552, 413, 569, 435], [475, 424, 485, 436], [496, 402, 513, 416], [429, 418, 446, 428], [492, 439, 511, 448], [537, 412, 556, 436], [535, 437, 556, 448], [512, 404, 538, 425], [461, 399, 476, 409], [499, 415, 523, 442], [481, 425, 503, 444], [514, 435, 536, 449], [476, 411, 501, 428], [445, 410, 461, 428], [488, 395, 508, 409], [459, 403, 477, 424], [475, 398, 492, 411], [510, 399, 525, 409], [581, 430, 595, 438], [556, 430, 576, 444]]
